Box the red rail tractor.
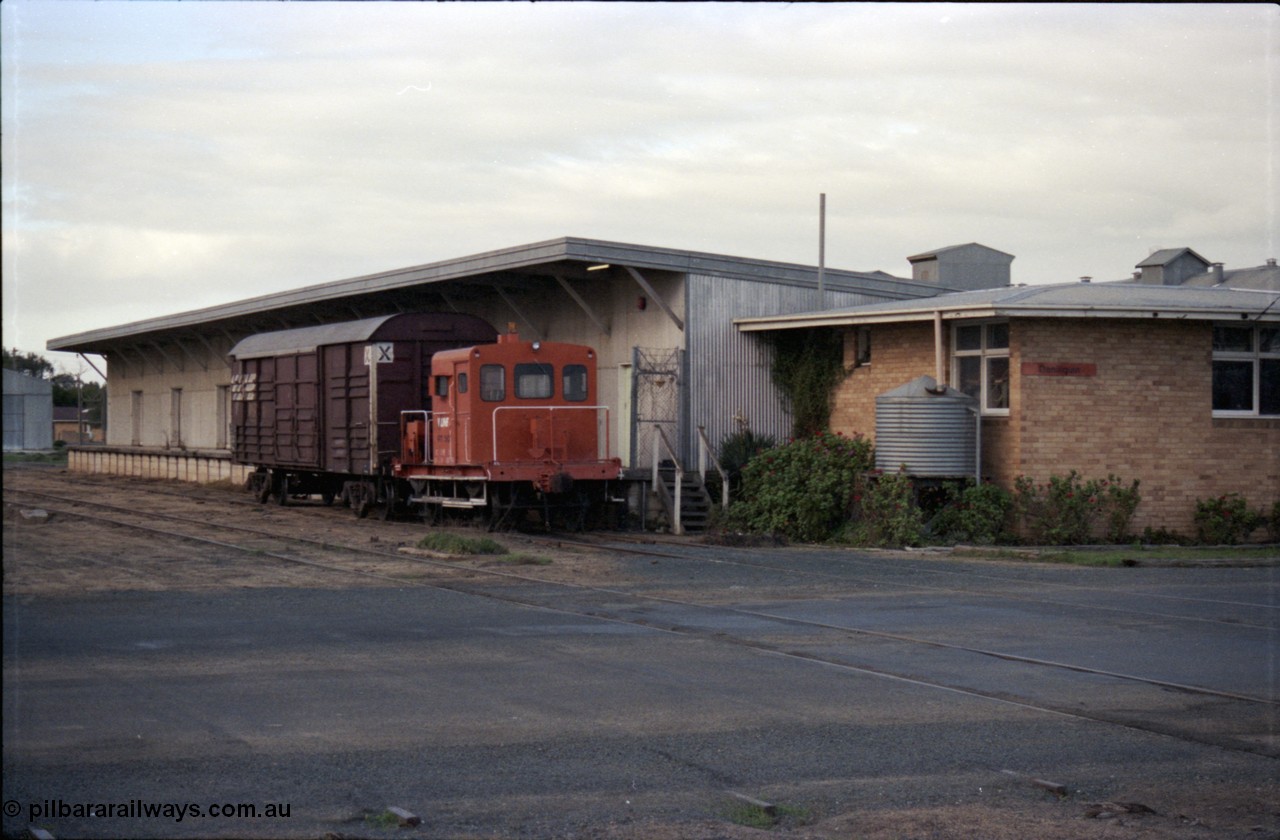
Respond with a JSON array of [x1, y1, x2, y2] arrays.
[[395, 329, 622, 527]]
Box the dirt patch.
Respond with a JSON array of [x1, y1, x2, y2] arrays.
[[2, 467, 626, 597]]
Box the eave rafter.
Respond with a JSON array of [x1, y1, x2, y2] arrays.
[[624, 266, 684, 332], [495, 287, 543, 341], [553, 274, 611, 336]]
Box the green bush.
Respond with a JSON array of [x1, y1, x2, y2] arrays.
[[1141, 525, 1191, 546], [1193, 494, 1265, 545], [843, 469, 925, 547], [1271, 500, 1280, 542], [722, 430, 874, 542], [929, 481, 1013, 545], [1100, 476, 1142, 543], [717, 426, 778, 495], [1013, 471, 1141, 545]]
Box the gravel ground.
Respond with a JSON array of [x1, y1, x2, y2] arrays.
[[3, 466, 1278, 839]]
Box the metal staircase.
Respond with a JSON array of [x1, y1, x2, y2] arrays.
[[650, 425, 729, 536], [654, 466, 714, 534]]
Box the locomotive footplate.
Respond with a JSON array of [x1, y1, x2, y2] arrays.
[[407, 477, 489, 509]]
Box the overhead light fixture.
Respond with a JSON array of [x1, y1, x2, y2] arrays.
[[586, 263, 611, 271]]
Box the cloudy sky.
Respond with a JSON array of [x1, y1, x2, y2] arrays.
[[3, 2, 1276, 375]]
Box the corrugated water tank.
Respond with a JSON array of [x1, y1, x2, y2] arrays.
[[874, 375, 978, 477]]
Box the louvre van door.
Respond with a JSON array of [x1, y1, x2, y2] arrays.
[[323, 344, 370, 474]]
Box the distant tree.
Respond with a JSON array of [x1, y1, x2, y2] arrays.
[[2, 347, 55, 379]]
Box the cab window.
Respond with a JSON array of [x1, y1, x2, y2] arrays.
[[434, 375, 450, 398], [515, 363, 554, 399], [563, 365, 588, 402], [480, 365, 505, 401]]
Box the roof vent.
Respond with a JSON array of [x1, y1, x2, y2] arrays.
[[1079, 276, 1092, 284], [1268, 258, 1277, 267], [1212, 263, 1225, 284]]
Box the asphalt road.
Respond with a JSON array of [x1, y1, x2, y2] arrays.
[[3, 546, 1279, 838]]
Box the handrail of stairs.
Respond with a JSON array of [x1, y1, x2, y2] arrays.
[[696, 425, 730, 509], [651, 424, 683, 536]]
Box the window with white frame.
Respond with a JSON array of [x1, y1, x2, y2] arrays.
[[953, 322, 1010, 414], [1212, 324, 1279, 416]]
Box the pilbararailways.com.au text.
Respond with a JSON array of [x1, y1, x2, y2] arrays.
[[6, 798, 292, 823]]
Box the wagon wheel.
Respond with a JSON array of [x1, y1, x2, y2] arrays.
[[321, 490, 336, 506], [376, 483, 397, 521], [349, 481, 373, 519]]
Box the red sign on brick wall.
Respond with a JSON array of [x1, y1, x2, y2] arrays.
[[1021, 362, 1097, 377]]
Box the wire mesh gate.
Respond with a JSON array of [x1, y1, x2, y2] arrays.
[[631, 347, 682, 469]]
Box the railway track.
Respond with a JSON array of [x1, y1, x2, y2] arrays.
[[6, 475, 1277, 760]]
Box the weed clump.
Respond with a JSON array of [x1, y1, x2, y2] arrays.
[[416, 532, 508, 556]]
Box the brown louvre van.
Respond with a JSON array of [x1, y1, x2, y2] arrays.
[[229, 313, 497, 477]]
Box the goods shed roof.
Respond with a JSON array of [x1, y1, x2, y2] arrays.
[[48, 236, 940, 355], [736, 281, 1280, 331]]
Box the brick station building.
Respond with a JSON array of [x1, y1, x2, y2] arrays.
[[737, 275, 1280, 537]]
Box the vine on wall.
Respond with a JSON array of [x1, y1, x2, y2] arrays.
[[768, 328, 847, 438]]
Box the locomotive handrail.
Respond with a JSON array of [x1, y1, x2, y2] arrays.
[[489, 405, 612, 464], [696, 425, 730, 508], [651, 424, 683, 536]]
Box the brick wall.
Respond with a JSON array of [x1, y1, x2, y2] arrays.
[[833, 322, 936, 439], [827, 317, 1279, 537], [1015, 318, 1278, 536]]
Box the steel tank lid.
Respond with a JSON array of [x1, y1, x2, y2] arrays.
[[876, 375, 975, 403]]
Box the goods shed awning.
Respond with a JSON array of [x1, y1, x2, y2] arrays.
[[49, 236, 937, 357]]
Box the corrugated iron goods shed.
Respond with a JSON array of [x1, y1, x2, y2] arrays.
[[49, 237, 974, 478]]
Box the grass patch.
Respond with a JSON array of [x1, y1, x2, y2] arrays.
[[416, 532, 508, 556], [3, 450, 68, 465], [955, 545, 1279, 566], [363, 809, 400, 829], [722, 799, 811, 830]]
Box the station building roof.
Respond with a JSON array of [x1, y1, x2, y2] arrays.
[[736, 280, 1280, 332], [48, 236, 946, 356]]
